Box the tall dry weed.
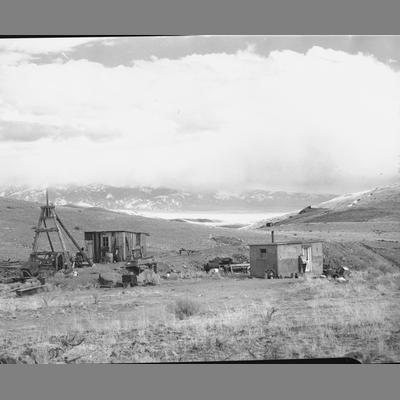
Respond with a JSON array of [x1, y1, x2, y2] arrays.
[[172, 297, 201, 320]]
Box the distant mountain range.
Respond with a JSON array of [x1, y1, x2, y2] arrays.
[[0, 184, 336, 213]]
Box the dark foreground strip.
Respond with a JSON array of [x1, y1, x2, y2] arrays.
[[113, 358, 362, 364]]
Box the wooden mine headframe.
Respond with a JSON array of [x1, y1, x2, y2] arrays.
[[29, 190, 92, 272]]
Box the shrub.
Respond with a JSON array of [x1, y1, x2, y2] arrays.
[[140, 269, 160, 285], [377, 264, 396, 274], [173, 298, 201, 320], [92, 293, 99, 304]]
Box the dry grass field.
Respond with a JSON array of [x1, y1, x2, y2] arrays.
[[1, 196, 400, 363], [0, 269, 399, 363]]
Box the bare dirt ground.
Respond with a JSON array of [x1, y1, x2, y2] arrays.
[[1, 272, 399, 363]]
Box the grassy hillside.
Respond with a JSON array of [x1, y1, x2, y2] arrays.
[[277, 207, 395, 225], [0, 197, 267, 262], [268, 184, 400, 226], [317, 184, 400, 211]]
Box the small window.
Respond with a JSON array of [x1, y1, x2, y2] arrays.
[[102, 236, 109, 248], [260, 248, 266, 257]]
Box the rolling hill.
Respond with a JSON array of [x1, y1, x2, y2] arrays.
[[253, 184, 400, 227], [0, 196, 267, 262]]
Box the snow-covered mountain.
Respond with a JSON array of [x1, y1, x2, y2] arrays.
[[0, 184, 336, 213]]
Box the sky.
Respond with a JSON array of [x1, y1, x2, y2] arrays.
[[0, 35, 399, 194]]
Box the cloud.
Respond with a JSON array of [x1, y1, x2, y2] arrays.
[[0, 37, 111, 55], [0, 121, 53, 142], [0, 37, 114, 65], [0, 120, 119, 142], [0, 44, 399, 193]]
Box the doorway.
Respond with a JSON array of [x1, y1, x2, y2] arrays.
[[301, 246, 312, 272]]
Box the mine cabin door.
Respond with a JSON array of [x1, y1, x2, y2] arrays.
[[86, 240, 94, 261], [254, 260, 266, 276], [302, 246, 312, 272], [254, 247, 269, 277]]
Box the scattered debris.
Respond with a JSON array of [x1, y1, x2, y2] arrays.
[[97, 263, 160, 288], [98, 272, 121, 288], [323, 261, 351, 279], [265, 270, 275, 279], [122, 273, 138, 288], [0, 276, 49, 297], [209, 235, 243, 246], [209, 268, 220, 276], [15, 284, 48, 297], [204, 257, 233, 273], [178, 248, 197, 255], [232, 253, 249, 264], [140, 268, 160, 285], [228, 263, 250, 274]]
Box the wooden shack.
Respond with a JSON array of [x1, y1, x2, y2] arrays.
[[84, 230, 149, 263], [249, 241, 323, 278]]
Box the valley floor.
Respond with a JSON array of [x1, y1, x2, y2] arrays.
[[1, 270, 399, 363]]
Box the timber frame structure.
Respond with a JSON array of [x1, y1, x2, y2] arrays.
[[29, 191, 92, 273]]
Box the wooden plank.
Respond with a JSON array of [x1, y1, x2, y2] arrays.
[[229, 263, 250, 268], [35, 227, 59, 233], [31, 208, 44, 253], [56, 214, 93, 266], [52, 215, 68, 260], [42, 218, 55, 252], [55, 214, 81, 251], [15, 285, 46, 297], [121, 232, 125, 261]]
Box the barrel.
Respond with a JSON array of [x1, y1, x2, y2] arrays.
[[105, 252, 113, 263]]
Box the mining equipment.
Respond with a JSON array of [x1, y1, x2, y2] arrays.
[[26, 190, 92, 276]]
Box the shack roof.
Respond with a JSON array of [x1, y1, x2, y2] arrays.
[[248, 241, 321, 247], [84, 230, 150, 236]]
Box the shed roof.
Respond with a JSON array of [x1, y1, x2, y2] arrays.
[[84, 230, 150, 236], [248, 241, 321, 246]]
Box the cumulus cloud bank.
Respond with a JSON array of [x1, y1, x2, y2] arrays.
[[0, 41, 399, 193]]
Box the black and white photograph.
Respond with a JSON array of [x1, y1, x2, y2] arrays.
[[0, 35, 399, 364]]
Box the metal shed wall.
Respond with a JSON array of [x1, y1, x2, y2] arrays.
[[276, 243, 303, 276], [249, 242, 323, 277], [249, 244, 278, 278]]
